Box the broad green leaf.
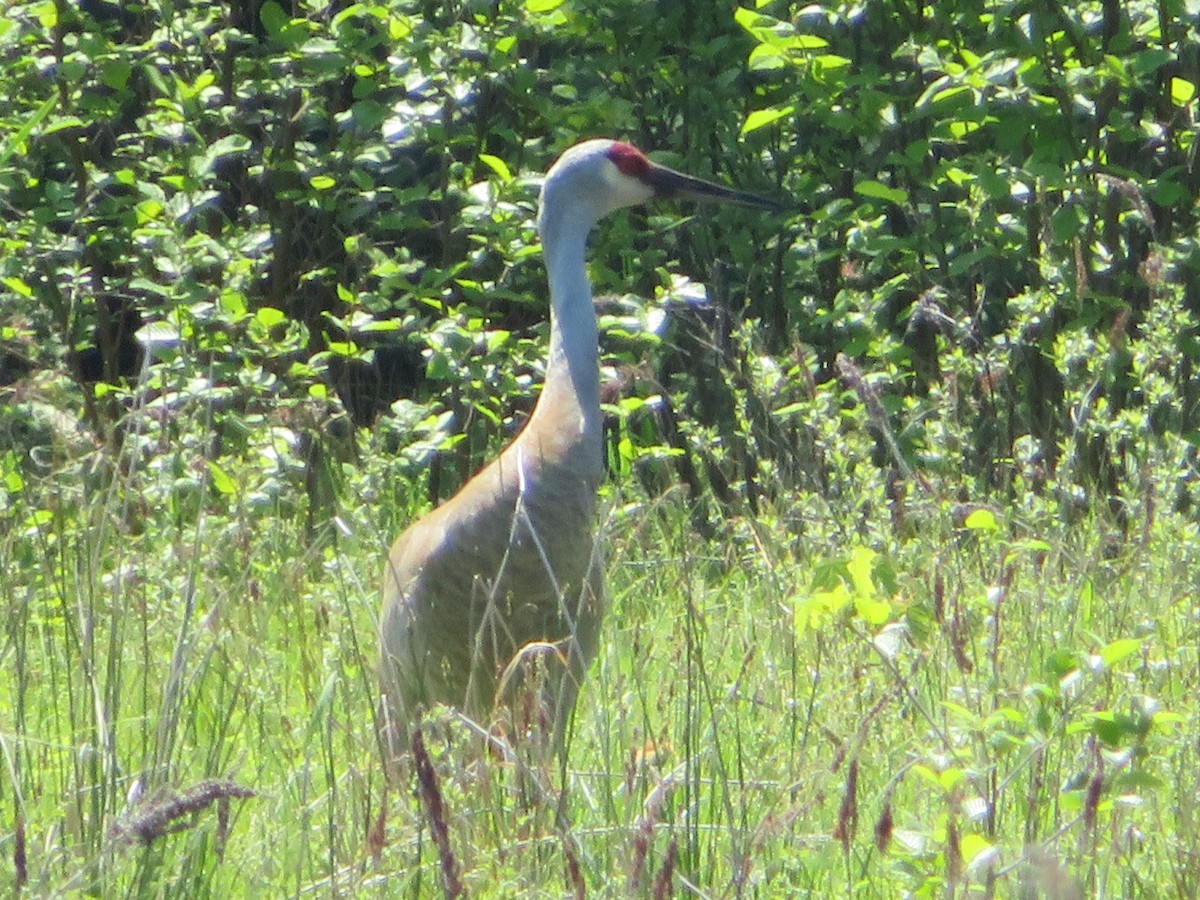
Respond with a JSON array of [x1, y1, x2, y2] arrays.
[[388, 15, 413, 40], [100, 60, 133, 91], [478, 153, 513, 183], [814, 54, 851, 71], [220, 290, 248, 318], [197, 134, 251, 177], [135, 199, 162, 225], [207, 462, 237, 496], [961, 834, 997, 869], [2, 277, 32, 298], [1098, 637, 1142, 668], [911, 764, 942, 788], [259, 1, 309, 46], [854, 180, 908, 205], [795, 582, 852, 633], [846, 546, 876, 597], [1044, 648, 1077, 680], [310, 175, 336, 190], [357, 319, 404, 333], [526, 0, 566, 11], [22, 509, 52, 531], [785, 34, 828, 50], [855, 594, 891, 625], [1171, 77, 1196, 106], [741, 106, 794, 135], [260, 1, 289, 35], [255, 307, 286, 328], [1128, 47, 1173, 76], [32, 0, 57, 27], [931, 84, 972, 106], [734, 8, 792, 44], [42, 116, 86, 136], [941, 701, 981, 726], [748, 44, 788, 71], [964, 508, 998, 531], [773, 401, 806, 417]]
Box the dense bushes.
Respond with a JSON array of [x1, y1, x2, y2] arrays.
[[2, 0, 1198, 523]]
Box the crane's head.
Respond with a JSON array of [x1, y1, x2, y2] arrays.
[[538, 138, 780, 237]]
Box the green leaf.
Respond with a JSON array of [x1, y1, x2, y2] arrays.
[[1098, 637, 1142, 668], [1171, 77, 1196, 106], [220, 290, 248, 319], [357, 319, 403, 333], [525, 0, 566, 11], [794, 582, 852, 634], [2, 277, 33, 298], [255, 307, 286, 328], [814, 54, 851, 71], [259, 1, 308, 46], [961, 834, 996, 869], [100, 60, 133, 91], [1043, 648, 1077, 680], [1050, 203, 1084, 242], [791, 35, 828, 50], [197, 134, 251, 177], [948, 119, 983, 138], [741, 106, 794, 135], [478, 153, 512, 183], [846, 546, 876, 597], [734, 8, 791, 44], [963, 508, 998, 531], [310, 175, 336, 190], [22, 509, 52, 532], [32, 0, 57, 27], [747, 44, 788, 71], [930, 84, 972, 106], [855, 595, 891, 625], [854, 180, 908, 205], [0, 93, 55, 171], [260, 0, 289, 34], [207, 461, 237, 496], [42, 116, 85, 136], [773, 401, 807, 417], [942, 700, 981, 726]]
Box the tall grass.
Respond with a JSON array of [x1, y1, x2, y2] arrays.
[[3, 409, 1199, 897]]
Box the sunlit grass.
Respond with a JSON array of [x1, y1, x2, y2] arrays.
[[3, 432, 1199, 897]]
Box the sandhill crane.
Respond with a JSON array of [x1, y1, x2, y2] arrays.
[[379, 138, 778, 753]]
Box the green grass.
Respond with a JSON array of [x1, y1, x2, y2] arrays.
[[3, 424, 1200, 898]]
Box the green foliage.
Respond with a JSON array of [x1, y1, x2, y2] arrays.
[[3, 0, 1200, 894]]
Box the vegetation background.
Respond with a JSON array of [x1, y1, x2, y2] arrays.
[[2, 0, 1199, 895]]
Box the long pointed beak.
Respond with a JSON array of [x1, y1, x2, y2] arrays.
[[644, 162, 782, 213]]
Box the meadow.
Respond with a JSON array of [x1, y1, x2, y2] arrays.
[[5, 360, 1200, 896]]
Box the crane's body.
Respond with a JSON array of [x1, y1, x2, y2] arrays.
[[379, 139, 777, 752]]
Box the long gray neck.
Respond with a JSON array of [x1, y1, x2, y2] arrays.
[[522, 206, 603, 484]]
